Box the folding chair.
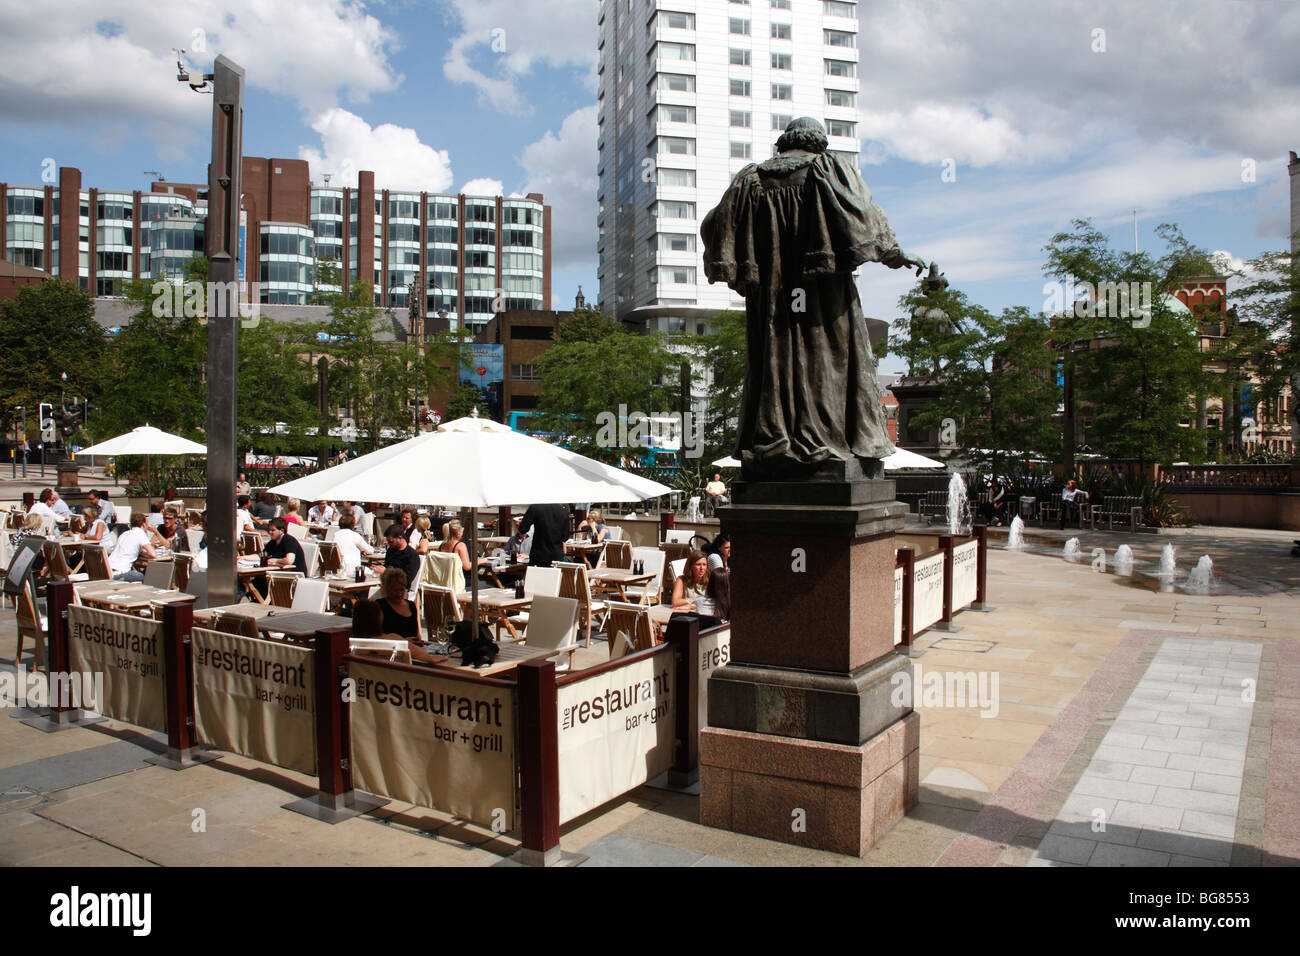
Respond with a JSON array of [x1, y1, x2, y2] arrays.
[[240, 531, 263, 557], [142, 560, 175, 590], [300, 540, 321, 578], [317, 541, 342, 575], [212, 611, 260, 640], [520, 595, 580, 671], [624, 547, 666, 605], [15, 578, 47, 670], [266, 570, 302, 608], [599, 539, 632, 570], [508, 565, 564, 630], [43, 540, 89, 583], [419, 583, 462, 644], [604, 601, 654, 655], [185, 528, 204, 552], [555, 561, 606, 648], [290, 578, 330, 613]]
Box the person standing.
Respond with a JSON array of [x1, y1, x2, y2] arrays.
[[235, 473, 251, 496], [518, 503, 569, 568]]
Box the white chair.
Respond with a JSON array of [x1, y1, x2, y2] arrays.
[[185, 528, 204, 551], [360, 512, 377, 544], [286, 522, 309, 541], [142, 559, 174, 589], [604, 526, 623, 541], [290, 578, 330, 613], [300, 540, 320, 577], [324, 526, 338, 542], [508, 565, 563, 630], [423, 550, 464, 595], [520, 595, 580, 671], [664, 529, 693, 545], [624, 547, 666, 605], [116, 506, 133, 530]]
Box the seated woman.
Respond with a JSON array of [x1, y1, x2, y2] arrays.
[[703, 533, 731, 573], [670, 550, 711, 612], [351, 598, 443, 665], [577, 508, 609, 543], [282, 498, 304, 525], [82, 505, 110, 543], [438, 519, 492, 588], [410, 515, 433, 555], [698, 569, 731, 629], [378, 567, 419, 639]]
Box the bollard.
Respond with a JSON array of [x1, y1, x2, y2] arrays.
[[973, 524, 990, 610], [659, 511, 675, 540]]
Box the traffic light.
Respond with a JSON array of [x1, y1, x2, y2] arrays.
[[38, 403, 54, 443]]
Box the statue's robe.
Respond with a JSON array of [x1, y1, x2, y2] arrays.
[[702, 149, 901, 475]]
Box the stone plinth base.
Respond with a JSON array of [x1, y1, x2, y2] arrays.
[[700, 712, 920, 857]]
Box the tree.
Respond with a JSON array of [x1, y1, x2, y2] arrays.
[[534, 308, 676, 459], [679, 309, 746, 460], [237, 314, 323, 451], [0, 279, 105, 438], [886, 283, 1058, 476], [98, 258, 208, 440], [1219, 246, 1300, 455], [1042, 220, 1210, 468], [443, 384, 485, 421]]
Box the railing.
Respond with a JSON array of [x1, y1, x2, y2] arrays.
[[1157, 464, 1293, 489]]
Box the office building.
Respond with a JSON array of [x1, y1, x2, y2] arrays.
[[596, 0, 861, 332]]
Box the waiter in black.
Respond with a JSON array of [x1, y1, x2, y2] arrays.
[[518, 503, 569, 567]]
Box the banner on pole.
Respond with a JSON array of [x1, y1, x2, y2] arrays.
[[67, 605, 166, 732]]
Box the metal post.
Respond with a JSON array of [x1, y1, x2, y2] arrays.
[[205, 55, 244, 610]]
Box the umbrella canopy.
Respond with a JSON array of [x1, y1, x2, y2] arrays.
[[79, 425, 208, 457], [882, 447, 946, 471], [271, 414, 670, 507], [711, 455, 742, 469]]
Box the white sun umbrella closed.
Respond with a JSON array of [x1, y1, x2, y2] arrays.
[[78, 425, 208, 493], [270, 412, 671, 633]]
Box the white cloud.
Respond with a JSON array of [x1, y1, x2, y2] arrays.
[[439, 0, 596, 114], [518, 105, 598, 273], [298, 108, 452, 191], [460, 177, 504, 196], [0, 0, 400, 132]]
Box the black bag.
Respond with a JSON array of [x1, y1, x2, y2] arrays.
[[450, 620, 499, 668]]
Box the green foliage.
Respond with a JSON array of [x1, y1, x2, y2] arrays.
[[677, 309, 746, 460], [237, 315, 323, 447], [443, 384, 484, 421], [534, 308, 676, 460], [1043, 220, 1210, 467], [0, 278, 105, 436]]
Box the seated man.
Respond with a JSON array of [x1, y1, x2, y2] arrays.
[[375, 523, 422, 588], [307, 499, 336, 525], [250, 491, 278, 528], [251, 517, 308, 601], [704, 471, 729, 511], [109, 513, 158, 582], [87, 489, 117, 528], [1060, 479, 1090, 529], [150, 508, 180, 550], [236, 495, 256, 534], [235, 472, 251, 496], [28, 488, 58, 523], [334, 513, 377, 576], [49, 490, 72, 519]]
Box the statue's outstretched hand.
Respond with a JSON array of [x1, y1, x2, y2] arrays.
[[905, 254, 927, 275]]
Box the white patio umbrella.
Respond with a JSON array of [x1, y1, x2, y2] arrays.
[[78, 425, 208, 492], [270, 411, 671, 633], [711, 455, 742, 469], [882, 447, 947, 471]]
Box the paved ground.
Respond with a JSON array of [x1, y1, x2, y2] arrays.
[[2, 513, 1297, 867]]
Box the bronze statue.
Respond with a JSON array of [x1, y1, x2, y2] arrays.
[[702, 117, 930, 479]]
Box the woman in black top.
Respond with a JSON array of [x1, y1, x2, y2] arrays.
[[378, 567, 418, 639]]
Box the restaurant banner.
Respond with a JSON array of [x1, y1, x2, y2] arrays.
[[953, 540, 980, 609], [191, 627, 317, 777], [894, 565, 904, 645], [697, 626, 730, 730], [912, 553, 945, 635], [67, 605, 166, 732], [348, 660, 515, 830], [557, 652, 675, 824]]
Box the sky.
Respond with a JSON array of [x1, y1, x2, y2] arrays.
[[0, 0, 1296, 374]]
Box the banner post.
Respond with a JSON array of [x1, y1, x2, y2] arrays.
[[935, 534, 958, 632], [896, 546, 915, 654], [19, 580, 105, 731], [971, 524, 993, 611], [145, 600, 216, 768], [284, 627, 385, 823], [514, 658, 562, 867], [664, 614, 698, 787]]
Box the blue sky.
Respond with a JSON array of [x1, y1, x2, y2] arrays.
[[1, 0, 1296, 374]]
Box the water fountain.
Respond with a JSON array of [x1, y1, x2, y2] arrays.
[[1157, 543, 1177, 578], [947, 471, 971, 536], [1185, 555, 1214, 593], [1063, 537, 1081, 561], [1114, 544, 1134, 576], [1006, 515, 1026, 550]]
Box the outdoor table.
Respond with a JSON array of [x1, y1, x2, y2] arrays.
[[432, 641, 556, 678], [325, 573, 379, 609], [252, 610, 346, 642], [563, 539, 605, 568], [479, 556, 528, 588], [237, 560, 270, 603], [193, 603, 279, 627], [83, 585, 194, 613], [587, 568, 655, 602], [455, 587, 532, 642], [74, 579, 137, 600]]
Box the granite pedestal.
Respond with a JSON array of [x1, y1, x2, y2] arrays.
[[699, 463, 918, 856]]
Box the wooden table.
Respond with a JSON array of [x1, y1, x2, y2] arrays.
[[236, 562, 270, 603], [456, 587, 532, 642], [325, 573, 379, 608], [433, 641, 556, 678], [480, 558, 527, 589], [588, 568, 655, 602], [193, 603, 280, 627], [81, 584, 195, 612], [252, 610, 346, 641], [563, 540, 606, 568]]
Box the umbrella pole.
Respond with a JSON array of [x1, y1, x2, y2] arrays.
[[470, 510, 480, 636]]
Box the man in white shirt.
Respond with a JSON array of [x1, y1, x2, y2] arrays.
[[307, 500, 336, 525], [1060, 479, 1090, 529], [236, 495, 256, 534], [109, 514, 157, 581], [49, 491, 71, 518], [28, 489, 57, 521], [333, 513, 376, 575]]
